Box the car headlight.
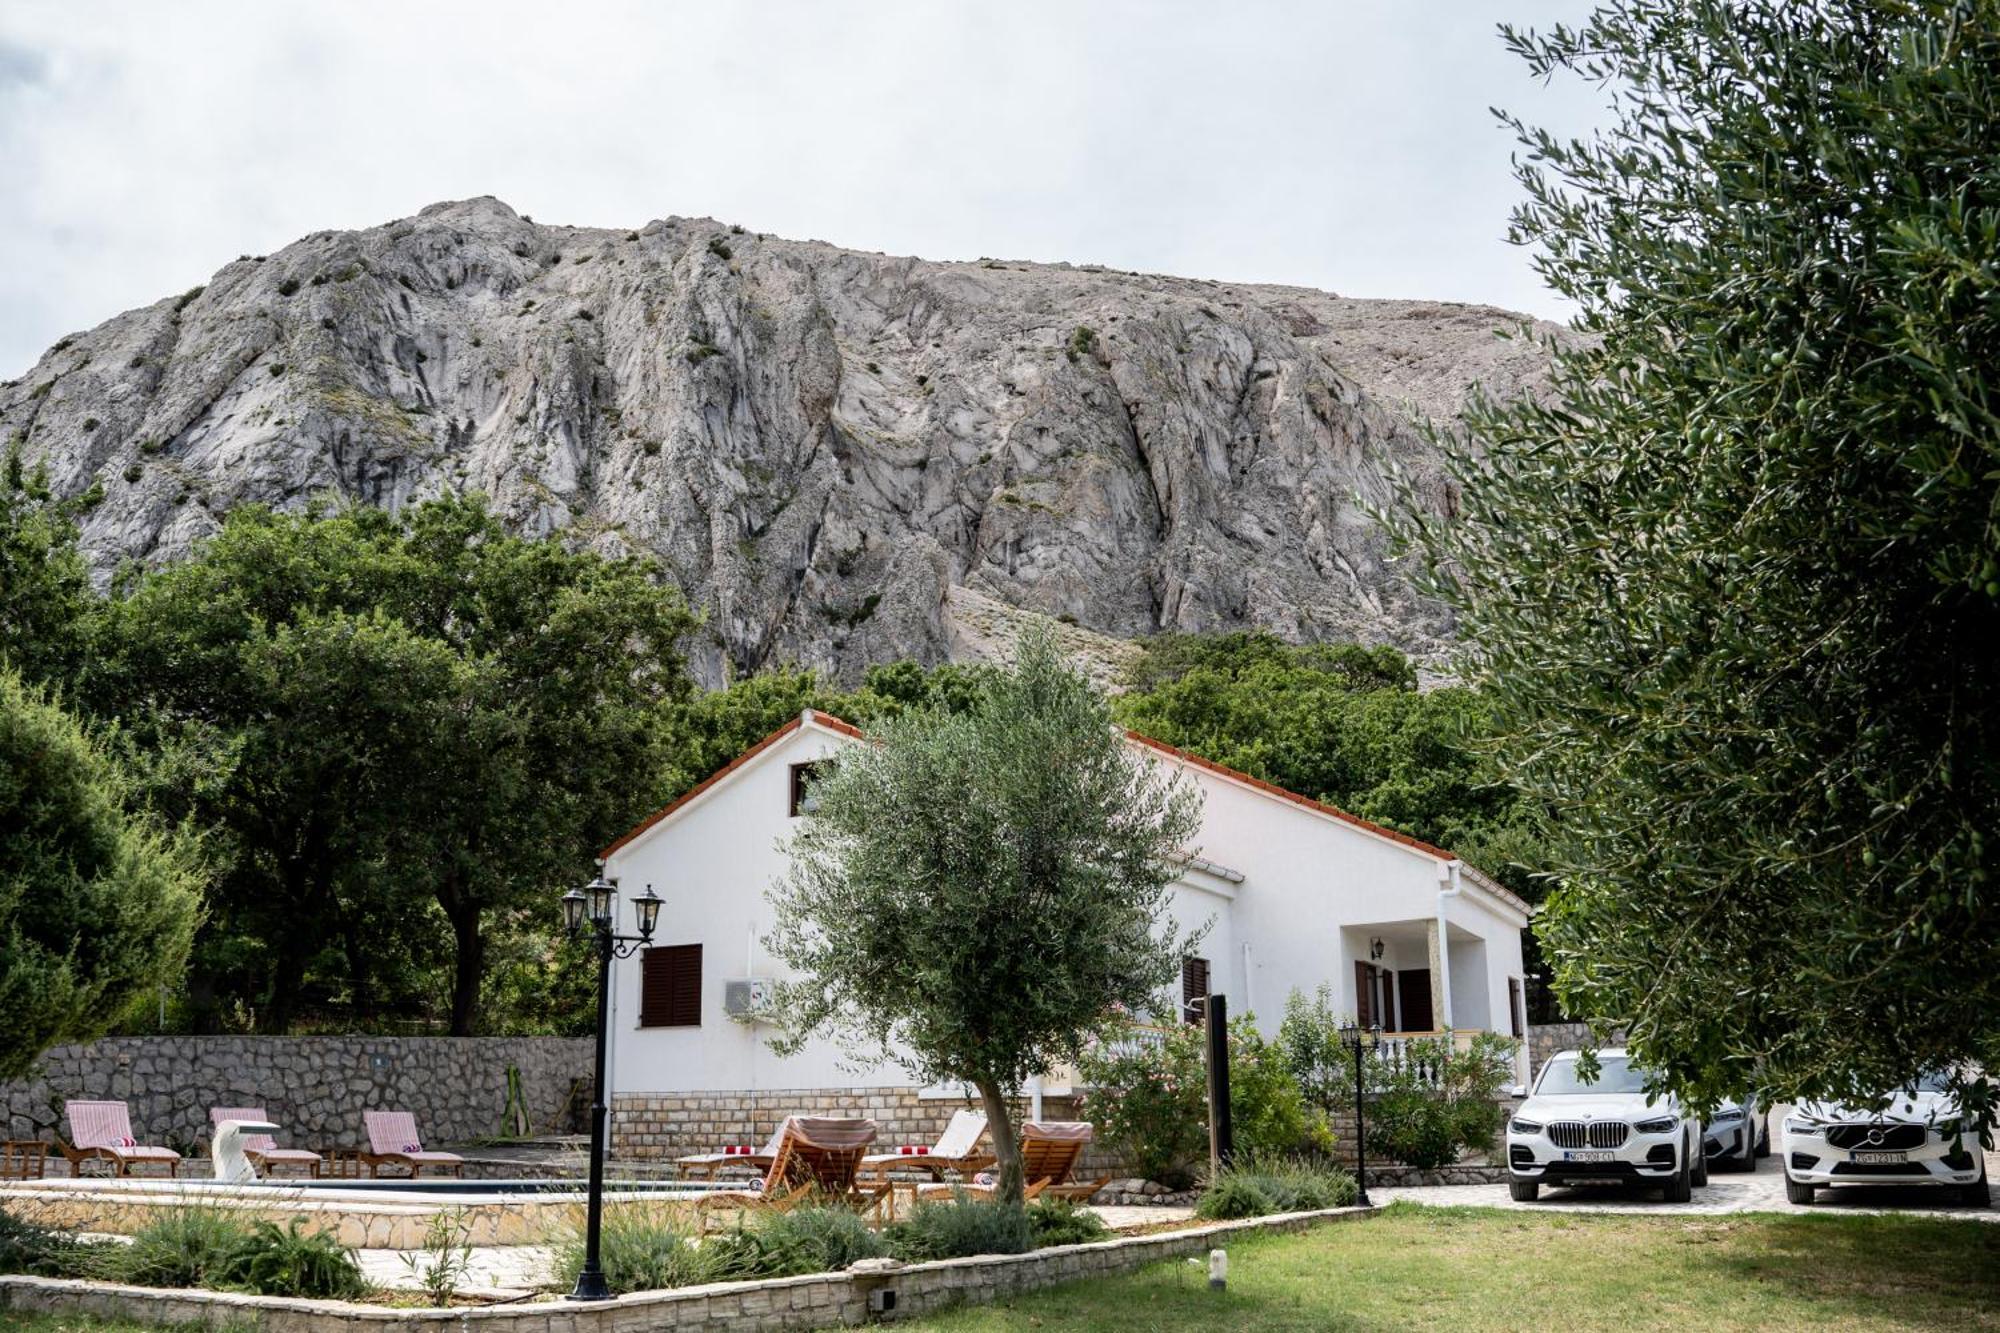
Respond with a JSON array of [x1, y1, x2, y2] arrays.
[[1509, 1118, 1542, 1136], [1782, 1117, 1823, 1136], [1635, 1116, 1678, 1135], [1710, 1108, 1744, 1124]]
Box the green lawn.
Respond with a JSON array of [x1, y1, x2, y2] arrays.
[[1, 1204, 1993, 1333], [911, 1203, 2000, 1332]]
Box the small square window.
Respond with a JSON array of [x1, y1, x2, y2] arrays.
[[789, 762, 827, 817]]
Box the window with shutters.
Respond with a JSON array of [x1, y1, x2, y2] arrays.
[[1181, 956, 1210, 1025], [640, 944, 702, 1027], [789, 763, 826, 817]]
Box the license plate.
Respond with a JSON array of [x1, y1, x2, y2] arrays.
[[1853, 1151, 1907, 1165], [1563, 1151, 1615, 1163]]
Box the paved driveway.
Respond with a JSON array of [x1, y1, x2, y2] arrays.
[[1377, 1139, 1998, 1222]]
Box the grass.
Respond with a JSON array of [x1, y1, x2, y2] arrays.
[[908, 1203, 2000, 1332]]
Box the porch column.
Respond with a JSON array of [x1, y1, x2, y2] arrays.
[[1426, 920, 1447, 1032]]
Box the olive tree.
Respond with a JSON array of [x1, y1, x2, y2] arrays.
[[766, 630, 1204, 1203], [1395, 1, 2000, 1117]]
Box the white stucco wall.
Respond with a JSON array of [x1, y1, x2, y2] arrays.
[[604, 717, 1531, 1097]]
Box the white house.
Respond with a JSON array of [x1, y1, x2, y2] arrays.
[[599, 710, 1532, 1157]]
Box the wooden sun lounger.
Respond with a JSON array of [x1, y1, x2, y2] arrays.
[[694, 1116, 889, 1227], [359, 1110, 465, 1178], [916, 1120, 1109, 1202], [858, 1108, 993, 1184], [60, 1101, 180, 1178]]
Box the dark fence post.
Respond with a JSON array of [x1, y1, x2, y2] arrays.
[[1205, 992, 1232, 1177]]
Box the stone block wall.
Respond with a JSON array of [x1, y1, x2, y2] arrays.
[[0, 1036, 590, 1155], [611, 1086, 1130, 1177], [1526, 1022, 1625, 1076]]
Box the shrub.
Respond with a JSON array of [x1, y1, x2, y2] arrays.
[[123, 465, 143, 484], [0, 1208, 91, 1277], [553, 1203, 709, 1295], [1277, 987, 1516, 1169], [1194, 1174, 1275, 1220], [708, 237, 733, 261], [276, 278, 301, 297], [1026, 1197, 1111, 1248], [1195, 1154, 1356, 1220], [234, 1219, 366, 1299], [883, 1195, 1032, 1261], [740, 1205, 886, 1276], [1075, 1013, 1324, 1188], [109, 1205, 256, 1289]]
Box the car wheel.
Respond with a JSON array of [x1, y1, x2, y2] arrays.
[[1784, 1174, 1815, 1205], [1663, 1138, 1694, 1203], [1692, 1142, 1710, 1188], [1508, 1178, 1540, 1203], [1962, 1164, 1991, 1209]]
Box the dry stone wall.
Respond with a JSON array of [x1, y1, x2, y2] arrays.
[[0, 1037, 590, 1155]]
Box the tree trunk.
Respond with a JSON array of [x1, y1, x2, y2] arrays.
[[446, 894, 485, 1036], [974, 1077, 1024, 1207]]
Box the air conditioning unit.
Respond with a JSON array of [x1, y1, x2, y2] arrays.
[[723, 978, 776, 1022]]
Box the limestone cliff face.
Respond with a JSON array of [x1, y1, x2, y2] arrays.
[[2, 197, 1558, 683]]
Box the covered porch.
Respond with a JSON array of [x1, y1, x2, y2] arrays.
[[1343, 919, 1530, 1090]]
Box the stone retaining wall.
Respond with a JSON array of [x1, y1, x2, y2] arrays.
[[0, 1206, 1369, 1331], [0, 1037, 591, 1154]]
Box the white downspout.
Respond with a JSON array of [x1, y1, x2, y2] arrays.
[[1436, 861, 1462, 1035]]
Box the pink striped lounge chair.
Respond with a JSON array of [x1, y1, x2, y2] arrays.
[[360, 1110, 464, 1178], [209, 1107, 322, 1177], [60, 1100, 180, 1178]]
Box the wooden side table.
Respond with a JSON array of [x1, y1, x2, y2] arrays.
[[1, 1141, 50, 1179]]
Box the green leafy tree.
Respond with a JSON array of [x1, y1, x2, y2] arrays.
[[0, 670, 202, 1074], [766, 630, 1204, 1204], [1394, 2, 2000, 1114], [85, 498, 697, 1033], [0, 446, 92, 688]]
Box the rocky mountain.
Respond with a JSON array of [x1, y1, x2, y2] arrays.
[[2, 197, 1560, 684]]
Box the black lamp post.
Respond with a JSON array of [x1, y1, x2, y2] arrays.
[[564, 871, 661, 1302], [1340, 1020, 1381, 1208]]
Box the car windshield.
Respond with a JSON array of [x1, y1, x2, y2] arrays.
[[1537, 1056, 1647, 1096], [1911, 1070, 1953, 1094]]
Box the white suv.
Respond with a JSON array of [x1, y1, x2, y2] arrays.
[[1782, 1071, 1990, 1207], [1507, 1048, 1707, 1202]]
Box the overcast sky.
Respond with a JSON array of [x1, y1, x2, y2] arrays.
[[0, 1, 1607, 378]]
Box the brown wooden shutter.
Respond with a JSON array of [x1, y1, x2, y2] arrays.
[[1508, 977, 1524, 1039], [1181, 957, 1209, 1024], [640, 945, 702, 1027], [1354, 960, 1374, 1029]]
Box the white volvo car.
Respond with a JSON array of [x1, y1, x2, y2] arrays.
[[1781, 1071, 1991, 1207], [1507, 1048, 1707, 1202]]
